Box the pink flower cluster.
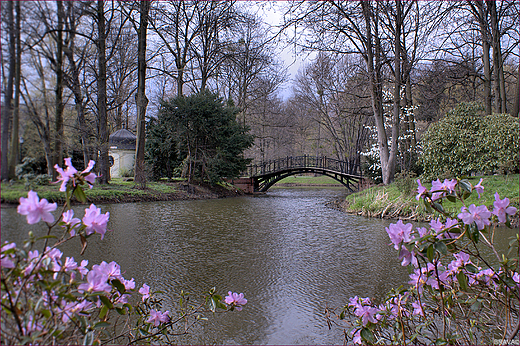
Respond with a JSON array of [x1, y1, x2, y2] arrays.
[[4, 156, 248, 341], [16, 190, 110, 239], [54, 158, 98, 192], [224, 291, 248, 311], [17, 191, 57, 224], [147, 309, 170, 326]]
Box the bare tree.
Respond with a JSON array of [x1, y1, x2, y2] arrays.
[[134, 0, 151, 186], [292, 53, 371, 174], [2, 1, 21, 180], [148, 0, 200, 96]]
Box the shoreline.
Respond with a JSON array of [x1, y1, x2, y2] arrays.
[[0, 181, 244, 208]]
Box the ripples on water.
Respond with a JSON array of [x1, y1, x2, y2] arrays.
[[2, 188, 515, 344]]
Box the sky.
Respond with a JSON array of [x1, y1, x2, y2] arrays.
[[257, 2, 315, 100]]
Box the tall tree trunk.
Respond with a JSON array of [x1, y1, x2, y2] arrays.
[[97, 0, 109, 183], [1, 1, 15, 180], [361, 1, 391, 184], [386, 0, 401, 184], [53, 0, 65, 178], [8, 1, 21, 178], [134, 0, 151, 187], [65, 2, 91, 167], [489, 0, 505, 113], [475, 1, 492, 115]]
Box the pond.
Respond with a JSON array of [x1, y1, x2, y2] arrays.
[[2, 188, 515, 344]]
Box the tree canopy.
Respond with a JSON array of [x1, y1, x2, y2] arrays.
[[147, 91, 254, 184]]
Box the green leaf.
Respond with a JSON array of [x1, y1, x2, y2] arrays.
[[116, 307, 127, 315], [465, 263, 478, 273], [427, 244, 435, 262], [93, 321, 110, 329], [99, 305, 109, 320], [74, 186, 87, 203], [360, 328, 375, 344], [469, 224, 479, 243], [434, 241, 448, 255], [423, 198, 432, 213], [111, 279, 125, 294], [80, 235, 88, 255], [459, 180, 472, 193], [83, 331, 94, 345], [457, 271, 468, 291], [99, 296, 114, 309], [446, 195, 457, 203], [432, 201, 445, 214], [209, 297, 216, 312]]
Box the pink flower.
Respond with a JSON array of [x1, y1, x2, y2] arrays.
[[354, 305, 379, 326], [81, 160, 98, 187], [62, 210, 81, 236], [431, 179, 457, 201], [351, 329, 362, 344], [62, 257, 78, 272], [448, 251, 471, 275], [512, 272, 519, 286], [1, 242, 16, 269], [146, 309, 170, 326], [476, 268, 496, 285], [416, 227, 429, 237], [386, 220, 413, 250], [54, 158, 98, 191], [82, 204, 110, 239], [54, 158, 78, 192], [123, 278, 136, 290], [408, 268, 426, 289], [348, 296, 362, 309], [224, 291, 247, 311], [398, 246, 418, 267], [77, 269, 111, 293], [78, 260, 89, 277], [492, 193, 517, 223], [474, 178, 484, 198], [416, 179, 428, 200], [17, 191, 57, 224], [92, 261, 121, 280], [139, 283, 150, 301], [411, 301, 424, 316], [458, 204, 491, 230]]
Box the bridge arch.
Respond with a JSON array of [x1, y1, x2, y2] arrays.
[[257, 168, 357, 192], [244, 155, 363, 193]]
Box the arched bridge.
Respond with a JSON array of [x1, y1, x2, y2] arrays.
[[231, 155, 363, 193]]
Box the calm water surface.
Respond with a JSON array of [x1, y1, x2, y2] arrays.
[[2, 188, 515, 344]]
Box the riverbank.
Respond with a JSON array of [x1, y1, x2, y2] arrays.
[[0, 179, 243, 207], [0, 175, 348, 207], [338, 174, 519, 225]]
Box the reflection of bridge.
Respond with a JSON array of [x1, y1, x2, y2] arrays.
[[231, 155, 363, 193]]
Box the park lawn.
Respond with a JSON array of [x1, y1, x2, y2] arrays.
[[0, 178, 179, 205], [344, 174, 519, 221], [276, 174, 342, 185]]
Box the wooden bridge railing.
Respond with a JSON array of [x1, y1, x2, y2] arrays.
[[245, 155, 361, 177]]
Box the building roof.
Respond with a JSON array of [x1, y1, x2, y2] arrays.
[[109, 128, 137, 150]]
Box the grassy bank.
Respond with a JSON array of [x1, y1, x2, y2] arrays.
[[275, 175, 342, 186], [1, 178, 240, 206], [342, 174, 519, 222]]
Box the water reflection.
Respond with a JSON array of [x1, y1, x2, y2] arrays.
[[1, 188, 516, 345]]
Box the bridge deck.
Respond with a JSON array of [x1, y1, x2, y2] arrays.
[[243, 155, 362, 192]]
